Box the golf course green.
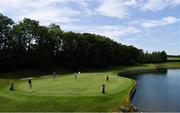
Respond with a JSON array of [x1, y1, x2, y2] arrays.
[[1, 62, 180, 112], [0, 68, 136, 112]]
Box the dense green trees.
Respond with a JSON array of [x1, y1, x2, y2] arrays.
[[140, 51, 167, 63], [0, 14, 14, 70], [0, 14, 167, 71]]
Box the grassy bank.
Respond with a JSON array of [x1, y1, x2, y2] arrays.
[[0, 62, 180, 112]]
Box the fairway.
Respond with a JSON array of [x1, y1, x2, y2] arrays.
[[168, 56, 180, 62], [0, 70, 135, 112]]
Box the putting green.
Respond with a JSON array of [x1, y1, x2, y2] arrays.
[[0, 66, 140, 112], [17, 73, 133, 96]]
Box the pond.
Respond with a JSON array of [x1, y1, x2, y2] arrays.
[[123, 69, 180, 112]]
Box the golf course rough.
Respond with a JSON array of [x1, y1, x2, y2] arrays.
[[0, 72, 135, 112]]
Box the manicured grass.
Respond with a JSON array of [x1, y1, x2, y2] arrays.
[[168, 56, 180, 62], [156, 62, 180, 68], [1, 62, 180, 112], [0, 69, 136, 112], [18, 73, 131, 96]]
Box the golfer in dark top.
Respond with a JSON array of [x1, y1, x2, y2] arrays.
[[106, 75, 109, 82], [28, 77, 32, 92], [9, 81, 14, 91], [102, 84, 106, 94]]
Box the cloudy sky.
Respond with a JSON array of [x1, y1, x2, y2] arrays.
[[0, 0, 180, 55]]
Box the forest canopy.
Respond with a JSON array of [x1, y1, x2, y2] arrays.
[[0, 14, 167, 71]]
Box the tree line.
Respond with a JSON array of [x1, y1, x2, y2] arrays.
[[0, 14, 167, 72]]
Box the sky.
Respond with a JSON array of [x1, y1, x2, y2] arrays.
[[0, 0, 180, 55]]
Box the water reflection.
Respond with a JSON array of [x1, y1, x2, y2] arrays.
[[125, 69, 180, 112], [153, 68, 168, 75]]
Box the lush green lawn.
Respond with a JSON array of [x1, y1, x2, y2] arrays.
[[0, 69, 136, 112], [168, 56, 180, 62], [156, 62, 180, 68], [1, 62, 180, 112]]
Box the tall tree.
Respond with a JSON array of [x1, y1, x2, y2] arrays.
[[12, 18, 40, 68], [0, 13, 14, 70], [48, 24, 63, 66]]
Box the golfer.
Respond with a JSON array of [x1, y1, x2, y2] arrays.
[[102, 84, 106, 94], [28, 77, 32, 92], [106, 75, 110, 82], [9, 81, 14, 91], [53, 72, 56, 80], [74, 72, 77, 79]]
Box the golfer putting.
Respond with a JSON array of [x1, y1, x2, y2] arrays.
[[106, 75, 110, 82], [102, 84, 106, 94], [73, 71, 80, 79], [28, 77, 32, 92], [9, 81, 15, 91]]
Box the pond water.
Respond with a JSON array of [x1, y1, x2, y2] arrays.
[[123, 69, 180, 112]]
